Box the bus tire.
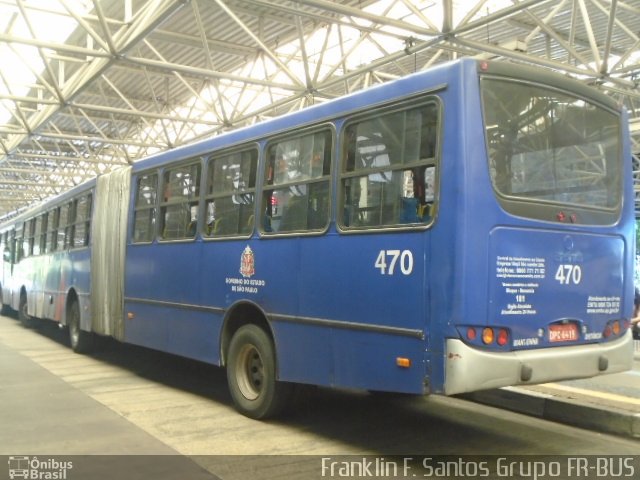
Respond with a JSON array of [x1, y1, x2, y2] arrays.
[[226, 324, 292, 419], [18, 292, 34, 328], [68, 300, 93, 353]]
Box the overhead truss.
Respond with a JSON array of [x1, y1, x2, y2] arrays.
[[0, 0, 639, 218]]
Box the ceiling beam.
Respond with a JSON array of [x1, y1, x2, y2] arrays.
[[0, 0, 190, 162]]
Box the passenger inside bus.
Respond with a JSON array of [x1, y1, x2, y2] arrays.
[[342, 102, 439, 228], [263, 132, 330, 233], [162, 181, 193, 239]]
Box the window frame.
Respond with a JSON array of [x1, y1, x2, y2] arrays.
[[15, 224, 24, 262], [337, 97, 442, 233], [479, 75, 622, 225], [46, 207, 59, 253], [1, 231, 9, 264], [22, 219, 34, 259], [158, 160, 203, 242], [32, 213, 47, 256], [132, 171, 159, 244], [203, 144, 259, 240], [69, 193, 92, 249], [259, 125, 335, 237], [57, 200, 74, 250]]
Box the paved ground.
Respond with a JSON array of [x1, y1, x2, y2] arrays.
[[466, 342, 640, 438], [0, 314, 638, 480], [529, 339, 640, 410]]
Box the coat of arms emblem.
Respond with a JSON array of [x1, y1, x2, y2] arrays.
[[240, 245, 255, 278]]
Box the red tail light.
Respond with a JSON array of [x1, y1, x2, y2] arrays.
[[497, 328, 509, 346], [466, 327, 477, 341]]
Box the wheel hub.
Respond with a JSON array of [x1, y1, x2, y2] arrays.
[[236, 344, 264, 400]]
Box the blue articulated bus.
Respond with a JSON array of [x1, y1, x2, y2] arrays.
[[0, 59, 634, 418]]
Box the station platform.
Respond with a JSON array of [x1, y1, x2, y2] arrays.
[[465, 340, 640, 439]]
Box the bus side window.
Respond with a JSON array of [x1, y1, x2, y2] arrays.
[[65, 201, 77, 249], [2, 233, 10, 263], [57, 202, 71, 250], [24, 219, 34, 258], [133, 173, 158, 243], [15, 225, 24, 262], [262, 130, 332, 234], [32, 215, 44, 256], [10, 230, 16, 264], [47, 208, 59, 253], [340, 101, 439, 229], [73, 194, 92, 248], [160, 163, 201, 241], [204, 148, 257, 238]]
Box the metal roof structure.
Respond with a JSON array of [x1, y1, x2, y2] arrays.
[[0, 0, 639, 218]]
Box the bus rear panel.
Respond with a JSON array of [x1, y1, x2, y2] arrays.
[[442, 61, 633, 395]]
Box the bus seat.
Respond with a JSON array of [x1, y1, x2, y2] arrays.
[[163, 207, 190, 239], [186, 220, 197, 237], [213, 216, 237, 236], [400, 197, 421, 223], [245, 214, 254, 233]]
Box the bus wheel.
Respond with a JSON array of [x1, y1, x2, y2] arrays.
[[18, 292, 34, 328], [68, 300, 93, 353], [226, 324, 292, 419]]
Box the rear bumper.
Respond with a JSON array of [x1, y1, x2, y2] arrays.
[[444, 331, 634, 395]]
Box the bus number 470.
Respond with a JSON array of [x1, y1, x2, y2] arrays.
[[554, 264, 582, 285], [375, 250, 414, 275]]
